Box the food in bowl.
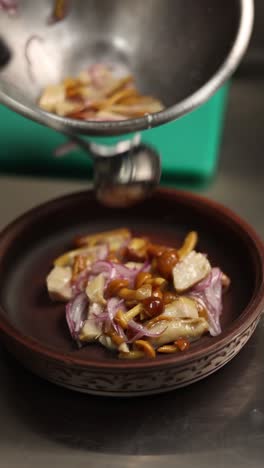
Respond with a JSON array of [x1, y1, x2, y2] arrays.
[[39, 64, 165, 121], [46, 228, 230, 359], [0, 0, 68, 22]]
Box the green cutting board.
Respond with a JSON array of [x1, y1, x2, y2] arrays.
[[0, 84, 229, 183]]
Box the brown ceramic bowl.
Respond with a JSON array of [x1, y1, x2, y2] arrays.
[[0, 188, 263, 397]]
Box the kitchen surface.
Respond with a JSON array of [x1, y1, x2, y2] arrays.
[[1, 2, 264, 467]]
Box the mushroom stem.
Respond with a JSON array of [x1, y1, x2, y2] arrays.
[[115, 303, 143, 329]]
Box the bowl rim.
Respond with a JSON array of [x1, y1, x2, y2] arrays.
[[0, 0, 254, 136], [0, 187, 263, 370]]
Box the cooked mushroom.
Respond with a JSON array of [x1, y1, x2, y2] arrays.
[[148, 317, 209, 347], [54, 245, 106, 267], [75, 228, 131, 250], [162, 297, 199, 319], [86, 273, 106, 305]]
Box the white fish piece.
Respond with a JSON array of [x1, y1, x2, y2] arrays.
[[46, 265, 72, 301], [173, 251, 211, 292]]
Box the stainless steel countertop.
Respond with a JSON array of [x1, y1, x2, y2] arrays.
[[0, 78, 263, 468]]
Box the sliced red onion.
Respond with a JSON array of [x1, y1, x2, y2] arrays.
[[116, 324, 127, 341], [72, 268, 90, 295], [66, 292, 88, 340], [138, 260, 151, 273], [190, 267, 223, 336], [105, 297, 126, 333], [114, 261, 150, 285], [93, 312, 109, 323], [71, 245, 108, 294], [91, 261, 115, 278], [0, 0, 18, 13], [88, 297, 127, 337], [54, 141, 78, 158], [113, 263, 139, 283], [90, 260, 142, 287], [193, 272, 212, 292], [127, 319, 166, 343], [87, 302, 106, 325]]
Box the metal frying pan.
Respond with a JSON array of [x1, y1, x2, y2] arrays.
[[0, 0, 254, 205]]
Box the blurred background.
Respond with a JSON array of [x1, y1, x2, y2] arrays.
[[240, 0, 264, 75], [0, 0, 262, 188], [0, 0, 263, 234]]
